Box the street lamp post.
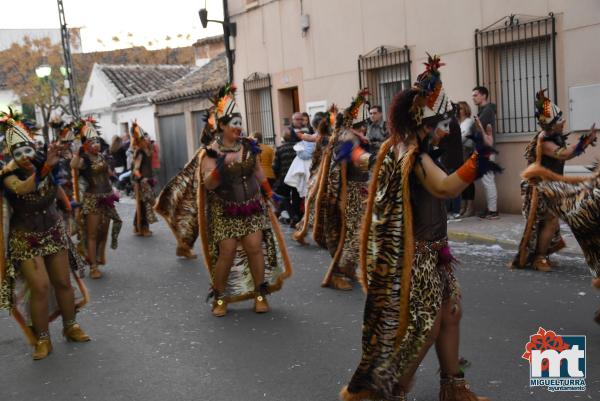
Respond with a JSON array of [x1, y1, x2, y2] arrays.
[[35, 63, 53, 144], [35, 64, 68, 144], [199, 1, 236, 83]]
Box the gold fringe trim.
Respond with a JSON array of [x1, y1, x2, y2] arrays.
[[321, 162, 348, 287], [522, 163, 595, 184], [394, 144, 417, 350], [293, 166, 323, 243], [517, 185, 539, 268], [358, 138, 394, 293], [195, 150, 212, 277], [11, 308, 37, 346], [267, 205, 294, 282], [313, 128, 341, 244]]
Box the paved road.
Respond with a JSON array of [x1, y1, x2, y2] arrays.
[[1, 203, 598, 401]]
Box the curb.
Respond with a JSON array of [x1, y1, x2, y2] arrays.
[[448, 230, 517, 248], [447, 230, 584, 257]]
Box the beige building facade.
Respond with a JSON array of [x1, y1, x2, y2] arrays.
[[228, 0, 600, 213]]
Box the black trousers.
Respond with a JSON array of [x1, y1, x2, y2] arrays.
[[278, 183, 302, 222]]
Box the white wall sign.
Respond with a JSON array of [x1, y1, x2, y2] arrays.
[[569, 84, 600, 131], [305, 100, 327, 120]]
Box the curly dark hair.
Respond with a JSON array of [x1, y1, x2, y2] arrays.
[[388, 89, 420, 140], [388, 89, 452, 141]]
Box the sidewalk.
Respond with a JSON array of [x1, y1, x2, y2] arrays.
[[447, 213, 583, 257]]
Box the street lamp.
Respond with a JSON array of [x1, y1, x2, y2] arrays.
[[35, 64, 52, 79], [199, 2, 236, 83]]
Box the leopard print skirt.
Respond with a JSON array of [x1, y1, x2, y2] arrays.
[[207, 193, 270, 243], [82, 191, 123, 249]]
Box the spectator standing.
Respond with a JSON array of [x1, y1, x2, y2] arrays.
[[439, 117, 464, 219], [458, 101, 475, 217], [250, 132, 276, 186], [289, 112, 307, 142], [366, 105, 387, 147], [110, 135, 127, 172], [273, 127, 300, 224], [472, 86, 499, 219]]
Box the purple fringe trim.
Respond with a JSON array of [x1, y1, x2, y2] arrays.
[[223, 199, 263, 218], [437, 244, 458, 267], [99, 192, 120, 209]]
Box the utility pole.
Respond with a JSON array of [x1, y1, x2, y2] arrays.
[[57, 0, 80, 119]]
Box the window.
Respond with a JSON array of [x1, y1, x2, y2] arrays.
[[358, 46, 411, 118], [475, 14, 557, 134], [243, 72, 275, 145], [120, 122, 129, 136]]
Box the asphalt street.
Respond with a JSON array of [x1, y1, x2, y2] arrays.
[[1, 202, 598, 401]]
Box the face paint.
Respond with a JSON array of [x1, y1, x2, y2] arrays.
[[12, 145, 35, 162], [89, 138, 101, 153], [436, 118, 452, 134], [227, 116, 243, 130]]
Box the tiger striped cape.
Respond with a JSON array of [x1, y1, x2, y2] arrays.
[[522, 163, 600, 279], [340, 139, 422, 401]]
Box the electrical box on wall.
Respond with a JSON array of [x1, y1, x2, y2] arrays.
[[569, 83, 600, 131], [301, 14, 310, 32]]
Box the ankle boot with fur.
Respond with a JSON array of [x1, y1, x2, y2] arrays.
[[439, 374, 490, 401]]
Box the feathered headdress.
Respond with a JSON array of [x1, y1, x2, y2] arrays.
[[200, 106, 217, 146], [58, 122, 75, 142], [211, 83, 238, 121], [535, 89, 562, 129], [0, 107, 37, 151], [327, 103, 338, 129], [73, 116, 101, 141], [342, 88, 370, 128], [410, 53, 453, 126], [50, 118, 75, 142], [130, 120, 147, 149]]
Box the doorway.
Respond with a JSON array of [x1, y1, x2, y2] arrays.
[[277, 87, 299, 127]]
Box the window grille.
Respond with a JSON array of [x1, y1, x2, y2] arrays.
[[358, 46, 411, 117], [243, 72, 275, 145], [475, 13, 557, 134]]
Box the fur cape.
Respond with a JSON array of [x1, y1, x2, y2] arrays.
[[521, 162, 600, 278], [513, 133, 565, 268], [340, 139, 420, 400]]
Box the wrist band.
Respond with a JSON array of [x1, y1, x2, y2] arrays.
[[456, 152, 478, 183], [260, 180, 274, 198]]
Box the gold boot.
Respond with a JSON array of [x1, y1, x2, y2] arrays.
[[212, 298, 227, 317], [32, 334, 53, 360], [63, 323, 91, 342], [254, 294, 270, 313], [532, 256, 552, 272], [90, 265, 103, 279], [439, 374, 490, 401]]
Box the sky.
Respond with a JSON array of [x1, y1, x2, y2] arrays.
[[4, 0, 224, 52]]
